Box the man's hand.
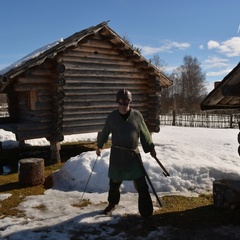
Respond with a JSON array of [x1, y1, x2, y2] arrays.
[[96, 148, 102, 156]]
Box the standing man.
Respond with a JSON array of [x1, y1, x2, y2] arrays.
[[96, 89, 157, 218]]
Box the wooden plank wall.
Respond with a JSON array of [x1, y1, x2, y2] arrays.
[[6, 35, 161, 141], [13, 61, 57, 140], [58, 36, 159, 135]]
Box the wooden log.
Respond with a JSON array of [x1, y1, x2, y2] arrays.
[[62, 54, 127, 63], [100, 33, 115, 41], [74, 45, 117, 56], [63, 113, 108, 121], [63, 125, 104, 135], [17, 123, 52, 131], [56, 63, 65, 73], [63, 56, 132, 66], [17, 77, 52, 84], [16, 129, 51, 141], [18, 158, 45, 187], [14, 83, 50, 91], [62, 118, 105, 127], [81, 38, 112, 49], [62, 101, 147, 110], [133, 61, 149, 69], [64, 70, 146, 79], [24, 68, 54, 77], [63, 62, 137, 72], [222, 85, 240, 97]]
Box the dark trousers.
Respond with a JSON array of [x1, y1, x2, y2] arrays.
[[108, 176, 153, 217]]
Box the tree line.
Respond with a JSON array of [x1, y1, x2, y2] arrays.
[[150, 55, 208, 114], [124, 36, 209, 114]]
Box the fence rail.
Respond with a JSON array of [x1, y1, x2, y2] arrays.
[[0, 103, 239, 129], [160, 113, 240, 128]]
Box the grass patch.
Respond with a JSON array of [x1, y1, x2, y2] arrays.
[[1, 140, 240, 230], [71, 199, 91, 208], [0, 140, 110, 218], [0, 163, 63, 218]]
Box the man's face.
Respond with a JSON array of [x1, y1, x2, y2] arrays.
[[118, 98, 130, 114]]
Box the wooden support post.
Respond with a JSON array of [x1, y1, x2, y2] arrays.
[[50, 141, 61, 163], [19, 140, 26, 148], [230, 113, 233, 128], [172, 110, 176, 126]]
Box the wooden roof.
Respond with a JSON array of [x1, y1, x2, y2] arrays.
[[201, 62, 240, 111], [0, 21, 172, 91]]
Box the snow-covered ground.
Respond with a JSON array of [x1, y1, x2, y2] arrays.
[[1, 126, 240, 239]]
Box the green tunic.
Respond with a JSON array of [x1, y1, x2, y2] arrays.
[[97, 109, 154, 181]]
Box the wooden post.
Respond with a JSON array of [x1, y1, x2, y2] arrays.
[[19, 140, 26, 148], [230, 113, 233, 128], [18, 158, 45, 187], [172, 110, 176, 126], [50, 141, 61, 163]]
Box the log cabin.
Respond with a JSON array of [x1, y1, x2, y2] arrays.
[[201, 62, 240, 208], [201, 61, 240, 153], [0, 21, 172, 163]]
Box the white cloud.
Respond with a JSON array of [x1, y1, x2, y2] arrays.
[[199, 45, 204, 50], [203, 56, 229, 69], [207, 37, 240, 57], [134, 40, 191, 56], [203, 56, 234, 78], [206, 68, 232, 77], [208, 40, 220, 49]]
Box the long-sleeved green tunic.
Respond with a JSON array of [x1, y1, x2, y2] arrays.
[[97, 109, 154, 181]]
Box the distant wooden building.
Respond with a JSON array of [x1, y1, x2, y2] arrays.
[[0, 21, 172, 162], [201, 62, 240, 208], [201, 62, 240, 111]]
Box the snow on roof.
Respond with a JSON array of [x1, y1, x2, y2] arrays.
[[0, 39, 64, 76]]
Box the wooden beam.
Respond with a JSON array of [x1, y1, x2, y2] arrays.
[[14, 83, 50, 91], [101, 34, 115, 41], [222, 85, 240, 97], [113, 42, 125, 49], [133, 62, 148, 69]]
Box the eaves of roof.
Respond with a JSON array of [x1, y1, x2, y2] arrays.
[[200, 62, 240, 111]]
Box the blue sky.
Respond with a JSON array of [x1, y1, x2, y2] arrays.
[[1, 0, 240, 92]]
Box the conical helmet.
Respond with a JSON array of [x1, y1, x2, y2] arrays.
[[116, 89, 132, 103]]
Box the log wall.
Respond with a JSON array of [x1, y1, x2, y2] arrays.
[[7, 35, 161, 141], [13, 60, 58, 141], [58, 37, 161, 135]]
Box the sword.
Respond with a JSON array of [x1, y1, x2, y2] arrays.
[[153, 156, 170, 177], [137, 155, 163, 207]]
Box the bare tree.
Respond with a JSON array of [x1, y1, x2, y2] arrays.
[[172, 55, 207, 113], [149, 55, 173, 113], [149, 55, 167, 73]]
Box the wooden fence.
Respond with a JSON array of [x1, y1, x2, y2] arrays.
[[160, 113, 240, 128], [0, 103, 239, 129]]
